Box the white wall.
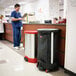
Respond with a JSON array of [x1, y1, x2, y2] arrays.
[[35, 0, 50, 23], [0, 9, 2, 14], [65, 0, 76, 73], [0, 9, 5, 15], [20, 2, 36, 15], [59, 4, 64, 17], [49, 0, 59, 21], [1, 0, 64, 23], [63, 0, 67, 18], [19, 0, 50, 23]]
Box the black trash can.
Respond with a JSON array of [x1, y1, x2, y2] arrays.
[[37, 29, 60, 72]]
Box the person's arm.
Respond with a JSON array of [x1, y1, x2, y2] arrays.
[[11, 17, 22, 21], [11, 11, 23, 21]]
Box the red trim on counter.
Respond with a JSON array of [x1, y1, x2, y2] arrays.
[[24, 30, 38, 34]]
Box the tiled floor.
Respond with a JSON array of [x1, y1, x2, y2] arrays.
[[1, 40, 25, 56], [0, 40, 69, 76]]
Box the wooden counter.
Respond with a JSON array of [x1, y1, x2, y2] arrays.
[[4, 23, 66, 67], [23, 24, 66, 67], [4, 23, 24, 42]]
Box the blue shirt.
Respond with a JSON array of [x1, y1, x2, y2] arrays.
[[11, 11, 22, 27]]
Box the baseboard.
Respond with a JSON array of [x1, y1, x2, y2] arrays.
[[59, 65, 64, 69], [64, 68, 76, 76]]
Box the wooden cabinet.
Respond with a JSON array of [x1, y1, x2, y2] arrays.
[[4, 23, 23, 43], [4, 23, 66, 67], [23, 24, 66, 67]]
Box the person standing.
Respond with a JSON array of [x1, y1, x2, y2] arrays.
[[53, 18, 58, 24], [58, 16, 62, 23], [11, 4, 23, 50], [0, 15, 4, 40]]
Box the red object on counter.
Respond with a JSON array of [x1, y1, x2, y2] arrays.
[[58, 18, 66, 24]]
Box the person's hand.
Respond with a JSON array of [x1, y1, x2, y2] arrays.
[[19, 18, 24, 21], [18, 18, 23, 20], [22, 17, 25, 20]]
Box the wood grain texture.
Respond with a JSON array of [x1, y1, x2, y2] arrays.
[[4, 23, 66, 67], [4, 23, 23, 43], [23, 24, 66, 67]]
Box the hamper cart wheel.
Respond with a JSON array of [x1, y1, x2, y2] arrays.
[[36, 62, 39, 67], [36, 64, 38, 67], [45, 69, 48, 73]]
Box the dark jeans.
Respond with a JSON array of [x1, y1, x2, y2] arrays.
[[13, 27, 21, 47]]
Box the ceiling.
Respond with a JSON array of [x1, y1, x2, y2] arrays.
[[0, 0, 64, 10], [0, 0, 37, 9]]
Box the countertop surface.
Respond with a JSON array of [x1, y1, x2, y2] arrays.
[[4, 23, 66, 26], [23, 23, 66, 26]]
